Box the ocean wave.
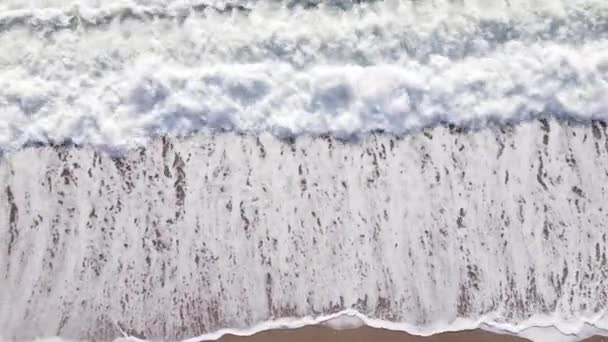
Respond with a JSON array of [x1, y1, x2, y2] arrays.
[[0, 0, 607, 151]]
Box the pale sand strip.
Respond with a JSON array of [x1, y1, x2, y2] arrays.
[[219, 326, 608, 342]]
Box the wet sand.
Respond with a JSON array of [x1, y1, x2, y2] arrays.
[[218, 326, 527, 342], [219, 326, 608, 342]]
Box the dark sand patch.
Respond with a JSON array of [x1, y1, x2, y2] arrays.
[[219, 326, 608, 342], [218, 326, 529, 342]]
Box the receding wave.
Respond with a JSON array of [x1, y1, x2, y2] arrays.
[[1, 120, 608, 341], [0, 0, 607, 151]]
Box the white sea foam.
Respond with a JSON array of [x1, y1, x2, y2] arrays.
[[0, 0, 607, 151], [2, 122, 608, 341], [9, 311, 607, 342], [184, 310, 608, 342]]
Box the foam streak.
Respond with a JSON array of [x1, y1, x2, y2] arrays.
[[1, 121, 608, 341]]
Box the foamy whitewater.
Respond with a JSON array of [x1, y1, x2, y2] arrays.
[[1, 1, 608, 342], [0, 0, 608, 150]]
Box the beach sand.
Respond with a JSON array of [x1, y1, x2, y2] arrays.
[[219, 326, 608, 342]]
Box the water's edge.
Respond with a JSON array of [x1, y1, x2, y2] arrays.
[[187, 309, 608, 342]]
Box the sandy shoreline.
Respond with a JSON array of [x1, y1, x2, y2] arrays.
[[218, 326, 607, 342], [218, 326, 527, 342]]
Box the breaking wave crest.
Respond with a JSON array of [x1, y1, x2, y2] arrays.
[[0, 0, 607, 151]]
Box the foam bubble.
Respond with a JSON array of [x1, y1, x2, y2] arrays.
[[321, 313, 365, 330]]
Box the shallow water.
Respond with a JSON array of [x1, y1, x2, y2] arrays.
[[1, 119, 607, 341]]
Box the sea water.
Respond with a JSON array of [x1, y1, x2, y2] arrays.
[[0, 0, 607, 150], [1, 1, 608, 341]]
